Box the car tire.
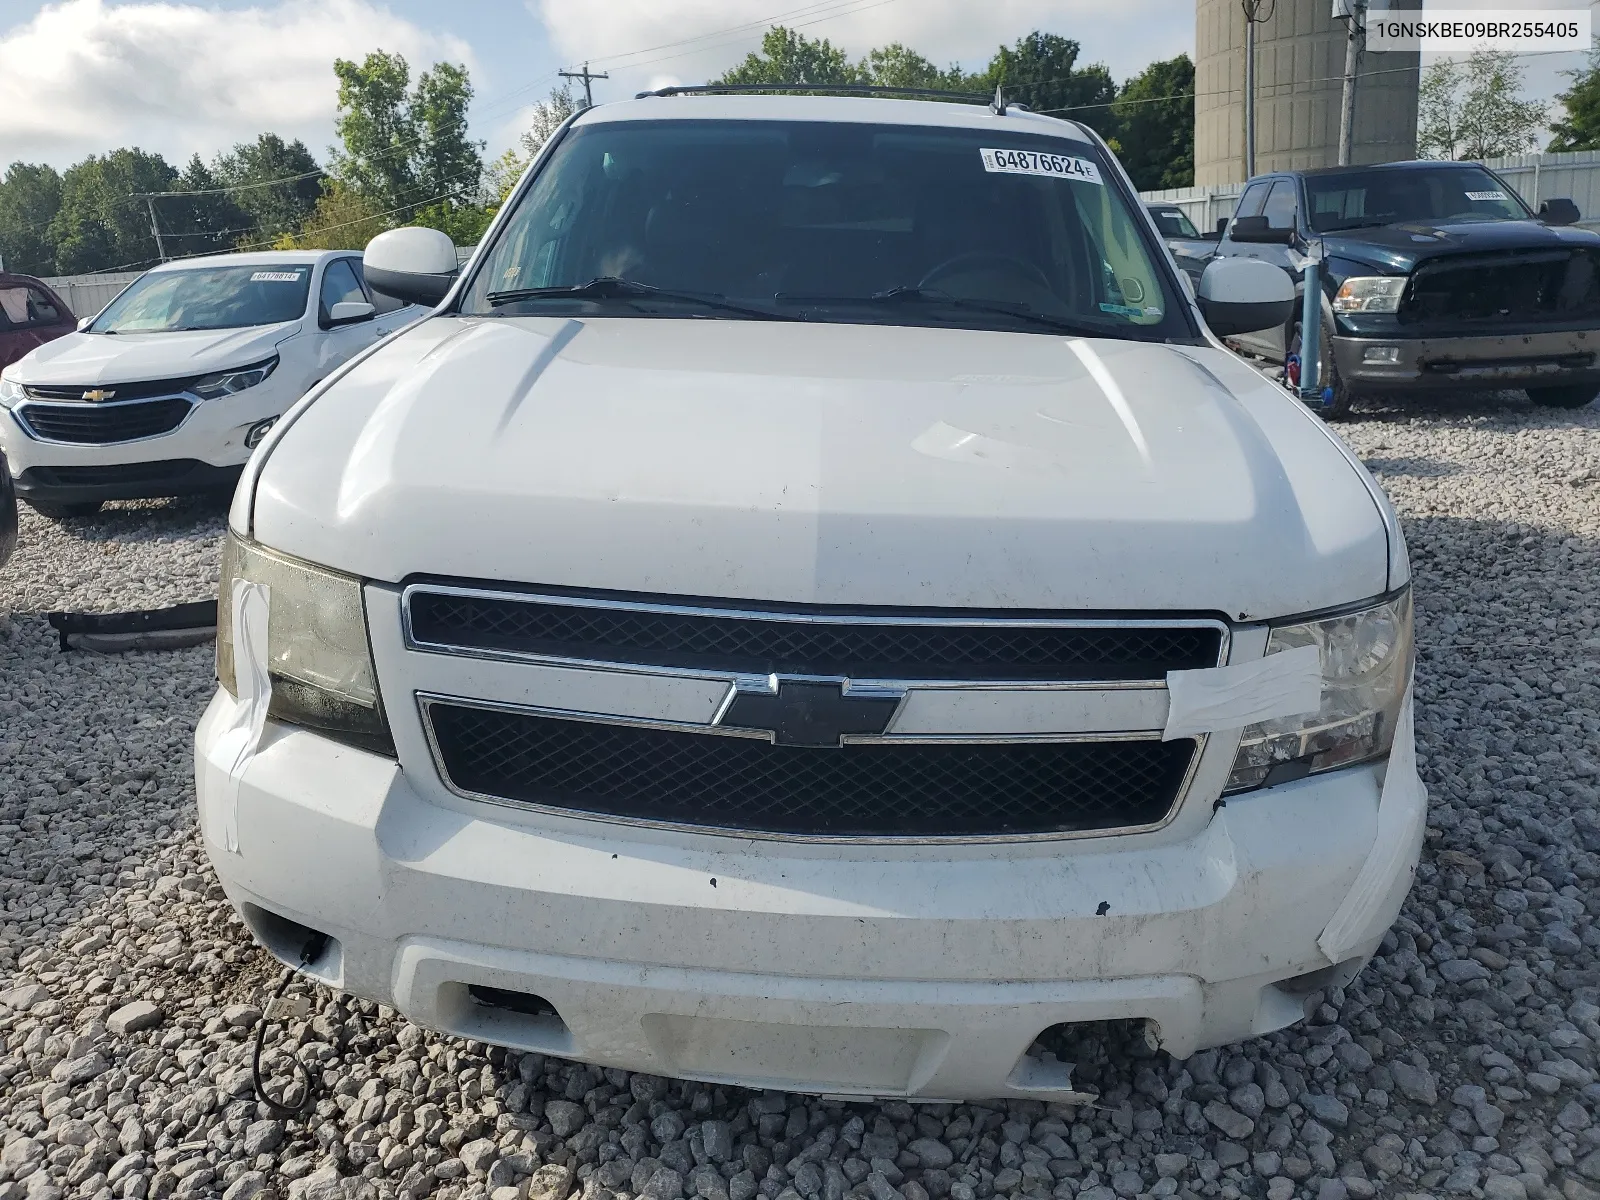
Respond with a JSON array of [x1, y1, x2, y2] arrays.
[[1290, 313, 1355, 420], [1526, 383, 1600, 409], [26, 499, 103, 520]]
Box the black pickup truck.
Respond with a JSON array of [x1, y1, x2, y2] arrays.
[[1209, 160, 1600, 416]]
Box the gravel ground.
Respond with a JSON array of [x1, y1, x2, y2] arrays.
[[1, 390, 1599, 1200]]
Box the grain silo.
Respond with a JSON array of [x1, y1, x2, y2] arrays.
[[1194, 0, 1421, 186]]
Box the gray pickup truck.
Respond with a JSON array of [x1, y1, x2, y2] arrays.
[[1146, 203, 1221, 288]]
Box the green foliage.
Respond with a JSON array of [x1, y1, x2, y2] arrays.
[[1550, 42, 1600, 152], [49, 149, 179, 274], [413, 198, 495, 247], [977, 33, 1118, 139], [331, 50, 483, 219], [862, 44, 975, 92], [1113, 55, 1195, 190], [716, 27, 866, 88], [0, 162, 63, 276], [212, 133, 322, 245], [167, 155, 252, 258], [1418, 51, 1545, 160], [271, 182, 389, 251]]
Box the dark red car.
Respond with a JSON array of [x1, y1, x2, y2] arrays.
[[0, 272, 75, 373]]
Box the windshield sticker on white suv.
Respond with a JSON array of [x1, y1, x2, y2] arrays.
[[980, 148, 1102, 184], [250, 271, 305, 282], [1464, 190, 1507, 201]]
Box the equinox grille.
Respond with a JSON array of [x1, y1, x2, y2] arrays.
[[425, 703, 1197, 837], [407, 591, 1222, 681], [18, 399, 191, 444]]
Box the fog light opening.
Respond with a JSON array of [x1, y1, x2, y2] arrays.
[[245, 417, 278, 449], [467, 984, 561, 1020]]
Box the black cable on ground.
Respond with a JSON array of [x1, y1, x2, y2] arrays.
[[251, 936, 327, 1121]]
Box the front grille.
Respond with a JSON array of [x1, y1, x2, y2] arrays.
[[26, 460, 205, 486], [407, 591, 1222, 681], [19, 399, 192, 444], [24, 377, 198, 402], [1402, 249, 1600, 327], [426, 703, 1196, 837]]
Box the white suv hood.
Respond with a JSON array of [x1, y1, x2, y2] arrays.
[[251, 316, 1391, 619], [9, 323, 295, 386]]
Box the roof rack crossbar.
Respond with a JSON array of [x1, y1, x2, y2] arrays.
[[633, 83, 1003, 104]]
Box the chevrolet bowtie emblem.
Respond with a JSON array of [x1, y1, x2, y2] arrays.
[[81, 388, 116, 402], [720, 678, 902, 747]]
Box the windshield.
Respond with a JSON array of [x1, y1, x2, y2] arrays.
[[462, 118, 1189, 341], [91, 263, 313, 333], [1149, 207, 1200, 238], [1306, 166, 1531, 232]]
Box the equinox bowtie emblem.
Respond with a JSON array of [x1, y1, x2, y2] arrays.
[[719, 679, 902, 748], [81, 388, 116, 402]]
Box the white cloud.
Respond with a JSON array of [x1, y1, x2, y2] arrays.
[[0, 0, 475, 168], [531, 0, 1192, 103]]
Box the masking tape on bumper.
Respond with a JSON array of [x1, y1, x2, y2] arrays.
[[201, 581, 271, 854], [1317, 688, 1426, 964], [1162, 644, 1321, 741]]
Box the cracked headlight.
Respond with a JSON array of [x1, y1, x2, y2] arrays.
[[1226, 590, 1413, 792], [191, 356, 278, 400], [216, 532, 392, 755]]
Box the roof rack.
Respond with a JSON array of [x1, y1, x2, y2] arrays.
[[633, 82, 1029, 113]]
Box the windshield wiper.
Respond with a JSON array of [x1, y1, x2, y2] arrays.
[[774, 286, 1106, 336], [485, 277, 796, 321]]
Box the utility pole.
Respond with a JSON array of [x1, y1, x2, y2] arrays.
[[144, 196, 168, 263], [1336, 0, 1369, 166], [559, 63, 609, 109], [1241, 0, 1273, 179]]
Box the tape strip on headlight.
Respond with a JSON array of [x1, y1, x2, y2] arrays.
[[1225, 589, 1414, 792], [216, 533, 393, 755]]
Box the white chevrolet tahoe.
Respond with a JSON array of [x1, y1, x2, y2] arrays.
[[196, 94, 1424, 1102], [0, 250, 416, 518]]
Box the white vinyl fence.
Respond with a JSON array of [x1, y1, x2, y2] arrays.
[[38, 272, 142, 321], [1140, 149, 1600, 233]]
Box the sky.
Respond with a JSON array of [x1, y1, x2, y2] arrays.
[[0, 0, 1591, 174]]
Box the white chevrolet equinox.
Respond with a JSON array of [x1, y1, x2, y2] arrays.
[[196, 94, 1424, 1101]]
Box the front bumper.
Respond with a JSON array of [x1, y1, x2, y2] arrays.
[[196, 691, 1426, 1100], [0, 378, 292, 502], [1333, 327, 1600, 390]]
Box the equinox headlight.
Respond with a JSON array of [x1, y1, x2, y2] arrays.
[[191, 356, 278, 400], [0, 375, 24, 409], [1225, 590, 1413, 792], [1332, 277, 1407, 314], [216, 533, 392, 755]]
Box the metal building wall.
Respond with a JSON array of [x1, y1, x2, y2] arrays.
[[1195, 0, 1421, 186]]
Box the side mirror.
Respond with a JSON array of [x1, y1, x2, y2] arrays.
[[1197, 258, 1296, 336], [1541, 198, 1581, 226], [1215, 217, 1229, 236], [76, 316, 91, 332], [363, 227, 458, 306], [328, 300, 376, 325], [1227, 215, 1295, 244]]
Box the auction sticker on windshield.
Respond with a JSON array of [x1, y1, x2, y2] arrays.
[[1465, 190, 1508, 202], [250, 271, 305, 283], [980, 148, 1102, 185]]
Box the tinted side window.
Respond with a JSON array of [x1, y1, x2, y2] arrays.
[[1234, 182, 1271, 221], [318, 259, 367, 323], [1263, 180, 1299, 231]]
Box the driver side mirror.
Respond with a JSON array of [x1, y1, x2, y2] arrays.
[[1540, 198, 1581, 226], [1227, 215, 1295, 244], [76, 316, 91, 332], [327, 300, 376, 326], [363, 227, 459, 306], [1197, 258, 1296, 336]]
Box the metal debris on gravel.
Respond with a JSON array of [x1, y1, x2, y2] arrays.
[[2, 391, 1599, 1200]]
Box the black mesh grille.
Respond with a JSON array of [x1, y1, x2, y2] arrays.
[[19, 399, 191, 444], [1402, 249, 1600, 328], [427, 704, 1196, 837], [409, 592, 1220, 681], [27, 460, 204, 486]]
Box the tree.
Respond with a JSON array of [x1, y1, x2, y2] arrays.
[[272, 182, 389, 251], [977, 33, 1119, 140], [863, 44, 974, 92], [0, 163, 63, 276], [716, 27, 865, 88], [212, 133, 322, 244], [1550, 43, 1600, 152], [1418, 51, 1545, 160], [1113, 55, 1194, 190], [49, 149, 179, 274], [163, 155, 252, 259], [329, 50, 483, 220]]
